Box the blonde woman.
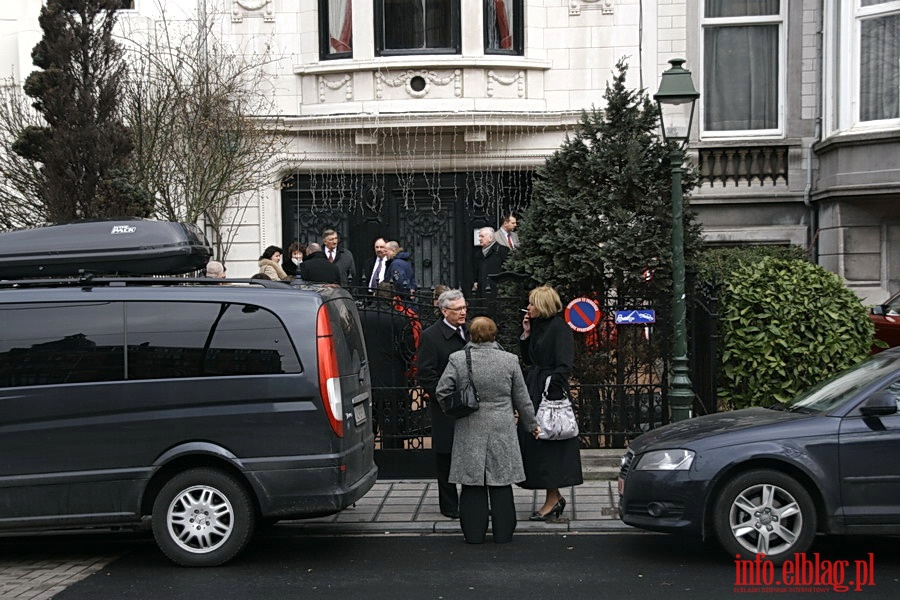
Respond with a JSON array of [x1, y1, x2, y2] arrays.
[[518, 285, 583, 520], [437, 316, 540, 544]]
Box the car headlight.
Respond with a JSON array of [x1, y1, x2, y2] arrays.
[[634, 449, 695, 471]]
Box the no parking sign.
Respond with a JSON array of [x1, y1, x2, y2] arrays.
[[564, 297, 601, 333]]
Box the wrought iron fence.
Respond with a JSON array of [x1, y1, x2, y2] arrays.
[[351, 277, 692, 456]]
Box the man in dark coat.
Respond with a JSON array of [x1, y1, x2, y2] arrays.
[[297, 243, 341, 284], [473, 227, 509, 297], [322, 229, 356, 287], [416, 288, 468, 519], [359, 292, 416, 449]]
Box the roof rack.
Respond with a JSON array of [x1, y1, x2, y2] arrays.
[[0, 276, 293, 290]]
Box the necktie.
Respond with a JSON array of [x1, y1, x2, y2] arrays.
[[328, 250, 334, 263], [507, 231, 515, 249], [369, 258, 382, 288], [457, 326, 466, 341]]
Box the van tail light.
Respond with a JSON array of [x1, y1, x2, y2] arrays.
[[316, 306, 344, 437]]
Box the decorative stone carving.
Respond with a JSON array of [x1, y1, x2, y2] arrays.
[[318, 74, 353, 102], [570, 0, 613, 16], [375, 70, 462, 99], [232, 0, 274, 23], [487, 70, 525, 98]]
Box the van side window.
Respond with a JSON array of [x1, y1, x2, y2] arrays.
[[125, 302, 301, 379], [0, 302, 125, 387]]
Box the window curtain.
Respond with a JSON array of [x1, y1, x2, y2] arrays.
[[704, 0, 778, 18], [703, 0, 779, 131], [328, 0, 352, 53], [860, 14, 900, 121], [486, 0, 513, 50]]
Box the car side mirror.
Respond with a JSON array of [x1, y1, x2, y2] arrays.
[[871, 305, 886, 316], [860, 391, 899, 417]]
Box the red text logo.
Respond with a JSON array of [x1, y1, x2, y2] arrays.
[[734, 553, 876, 593]]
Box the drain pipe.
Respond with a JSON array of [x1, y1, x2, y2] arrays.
[[803, 117, 821, 263]]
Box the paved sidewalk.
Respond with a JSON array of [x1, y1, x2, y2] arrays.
[[280, 478, 631, 534]]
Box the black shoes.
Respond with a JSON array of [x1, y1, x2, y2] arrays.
[[528, 496, 566, 521], [442, 510, 460, 519]]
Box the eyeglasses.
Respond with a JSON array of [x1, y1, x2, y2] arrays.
[[443, 304, 468, 312]]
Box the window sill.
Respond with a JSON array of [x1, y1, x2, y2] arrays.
[[294, 55, 551, 76]]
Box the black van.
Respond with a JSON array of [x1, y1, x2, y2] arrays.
[[0, 222, 376, 566]]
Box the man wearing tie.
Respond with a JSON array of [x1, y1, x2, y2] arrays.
[[494, 214, 519, 251], [416, 289, 469, 519], [322, 228, 356, 287], [363, 237, 389, 292]]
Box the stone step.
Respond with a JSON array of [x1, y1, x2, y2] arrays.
[[580, 449, 625, 481]]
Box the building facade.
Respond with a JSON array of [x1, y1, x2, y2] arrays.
[[1, 1, 897, 301]]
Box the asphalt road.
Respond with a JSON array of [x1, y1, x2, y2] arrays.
[[21, 529, 897, 599]]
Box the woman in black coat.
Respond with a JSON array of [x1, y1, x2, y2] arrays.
[[518, 285, 583, 520]]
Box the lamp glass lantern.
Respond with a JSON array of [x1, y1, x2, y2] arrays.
[[654, 58, 700, 149]]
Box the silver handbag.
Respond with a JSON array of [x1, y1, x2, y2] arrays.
[[535, 377, 579, 440]]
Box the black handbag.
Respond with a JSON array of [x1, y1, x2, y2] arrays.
[[444, 347, 480, 418]]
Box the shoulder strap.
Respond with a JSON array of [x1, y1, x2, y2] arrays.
[[543, 376, 552, 395], [465, 347, 474, 376]]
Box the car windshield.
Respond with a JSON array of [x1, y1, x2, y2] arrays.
[[784, 355, 897, 414]]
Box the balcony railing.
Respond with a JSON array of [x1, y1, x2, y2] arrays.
[[697, 145, 789, 187]]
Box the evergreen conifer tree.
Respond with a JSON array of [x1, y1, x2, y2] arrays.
[[13, 0, 151, 223], [506, 59, 702, 300]]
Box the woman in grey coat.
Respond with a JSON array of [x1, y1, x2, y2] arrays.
[[436, 316, 540, 544]]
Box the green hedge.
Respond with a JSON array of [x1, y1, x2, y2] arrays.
[[717, 257, 874, 409]]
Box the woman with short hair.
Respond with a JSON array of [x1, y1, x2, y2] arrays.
[[436, 316, 540, 544]]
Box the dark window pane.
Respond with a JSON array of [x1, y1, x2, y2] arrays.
[[0, 303, 125, 387], [125, 302, 301, 380], [382, 0, 454, 51], [705, 0, 779, 18]]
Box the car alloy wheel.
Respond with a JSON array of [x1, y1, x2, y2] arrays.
[[714, 469, 816, 564], [152, 468, 255, 567]]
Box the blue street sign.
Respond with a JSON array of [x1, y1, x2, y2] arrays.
[[615, 309, 656, 325]]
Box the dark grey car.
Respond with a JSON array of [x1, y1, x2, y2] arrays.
[[0, 278, 376, 566], [619, 348, 900, 564]]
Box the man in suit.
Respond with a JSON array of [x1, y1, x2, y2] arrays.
[[322, 228, 356, 287], [473, 227, 509, 297], [494, 214, 519, 251], [362, 237, 389, 292], [416, 288, 468, 519], [297, 243, 341, 284]]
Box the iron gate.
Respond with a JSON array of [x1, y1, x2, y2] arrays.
[[352, 280, 684, 477]]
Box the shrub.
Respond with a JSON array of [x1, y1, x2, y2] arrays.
[[718, 257, 874, 409]]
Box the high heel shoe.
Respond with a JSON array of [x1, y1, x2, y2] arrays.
[[528, 496, 566, 521]]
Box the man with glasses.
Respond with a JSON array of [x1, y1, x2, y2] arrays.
[[416, 289, 469, 519]]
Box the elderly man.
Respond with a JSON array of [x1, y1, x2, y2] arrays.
[[205, 261, 226, 279], [472, 227, 509, 297], [416, 289, 469, 519]]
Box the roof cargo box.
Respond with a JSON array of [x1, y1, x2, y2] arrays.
[[0, 220, 212, 279]]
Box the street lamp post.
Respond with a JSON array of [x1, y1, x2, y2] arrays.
[[654, 58, 700, 422]]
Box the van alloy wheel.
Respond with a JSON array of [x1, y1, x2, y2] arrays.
[[152, 468, 255, 567]]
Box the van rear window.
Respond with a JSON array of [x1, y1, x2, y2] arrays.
[[0, 301, 301, 388]]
